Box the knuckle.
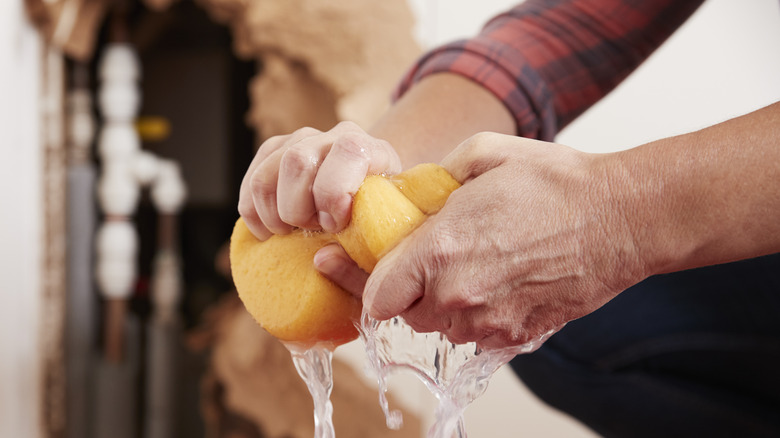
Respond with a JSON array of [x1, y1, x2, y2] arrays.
[[278, 202, 315, 227], [333, 120, 361, 132], [311, 187, 337, 211], [310, 178, 333, 200], [460, 132, 502, 162], [264, 134, 284, 142], [438, 290, 481, 313], [332, 132, 370, 161], [478, 319, 527, 347], [435, 277, 486, 315], [463, 131, 496, 153], [294, 126, 320, 137], [237, 196, 255, 219], [405, 317, 437, 334], [258, 134, 284, 151], [311, 176, 346, 206], [280, 146, 319, 177], [257, 134, 289, 157], [453, 131, 505, 179], [401, 304, 440, 333], [248, 168, 276, 201], [443, 323, 473, 344]]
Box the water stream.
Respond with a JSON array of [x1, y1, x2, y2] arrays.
[[286, 315, 557, 438], [359, 312, 556, 438], [286, 342, 338, 438]]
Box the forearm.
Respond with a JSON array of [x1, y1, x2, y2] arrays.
[[607, 102, 780, 277], [389, 0, 704, 146], [369, 73, 516, 167]]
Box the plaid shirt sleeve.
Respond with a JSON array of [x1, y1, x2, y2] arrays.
[[394, 0, 705, 140]]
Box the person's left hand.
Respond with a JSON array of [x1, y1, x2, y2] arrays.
[[362, 132, 649, 349]]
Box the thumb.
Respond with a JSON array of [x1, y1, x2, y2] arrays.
[[363, 236, 424, 321], [441, 132, 523, 183]]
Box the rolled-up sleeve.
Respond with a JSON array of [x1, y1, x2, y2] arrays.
[[395, 0, 705, 140]]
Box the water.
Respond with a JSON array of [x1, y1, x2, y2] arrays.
[[286, 342, 337, 438], [359, 312, 557, 438], [286, 315, 557, 438]]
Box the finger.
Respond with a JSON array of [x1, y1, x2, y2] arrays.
[[363, 237, 423, 320], [250, 147, 294, 235], [276, 136, 331, 229], [238, 202, 273, 241], [238, 129, 320, 240], [239, 137, 288, 240], [401, 278, 483, 343], [440, 308, 484, 345], [399, 297, 445, 334], [313, 131, 401, 233], [313, 243, 368, 298], [477, 333, 512, 350], [481, 321, 563, 351]]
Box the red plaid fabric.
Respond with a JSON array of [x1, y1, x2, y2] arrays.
[[395, 0, 705, 140]]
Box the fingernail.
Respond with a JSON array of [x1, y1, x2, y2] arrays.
[[313, 248, 328, 268], [313, 247, 337, 271], [318, 211, 337, 233]]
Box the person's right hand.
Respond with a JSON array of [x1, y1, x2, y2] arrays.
[[238, 121, 403, 241]]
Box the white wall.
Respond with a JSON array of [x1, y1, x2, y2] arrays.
[[366, 1, 780, 436], [407, 0, 519, 50], [558, 0, 780, 152], [0, 1, 44, 437], [407, 0, 780, 152]]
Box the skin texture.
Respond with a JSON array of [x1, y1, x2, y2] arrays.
[[611, 102, 780, 274], [363, 134, 646, 348], [238, 70, 780, 349], [364, 103, 780, 348]]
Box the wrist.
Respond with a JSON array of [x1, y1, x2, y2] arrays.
[[590, 151, 658, 287], [369, 73, 516, 167], [598, 140, 704, 280]]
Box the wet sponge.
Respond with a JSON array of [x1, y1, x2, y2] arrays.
[[230, 223, 360, 345], [391, 162, 461, 215], [335, 175, 425, 273], [230, 164, 460, 345]]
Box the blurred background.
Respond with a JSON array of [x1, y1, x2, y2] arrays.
[[1, 0, 779, 437]]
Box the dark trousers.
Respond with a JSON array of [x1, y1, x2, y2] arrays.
[[510, 253, 780, 437]]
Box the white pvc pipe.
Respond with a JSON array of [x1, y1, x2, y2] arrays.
[[65, 79, 97, 438], [95, 41, 188, 438], [96, 43, 142, 313]]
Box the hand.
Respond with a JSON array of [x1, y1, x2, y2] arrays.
[[362, 132, 649, 349], [238, 121, 402, 240]]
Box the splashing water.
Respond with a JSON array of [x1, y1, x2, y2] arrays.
[[284, 315, 558, 438], [359, 312, 557, 438], [286, 342, 337, 438]]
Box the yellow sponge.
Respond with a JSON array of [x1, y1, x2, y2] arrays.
[[336, 175, 425, 272], [230, 164, 461, 346], [391, 162, 461, 214], [230, 223, 360, 345]]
